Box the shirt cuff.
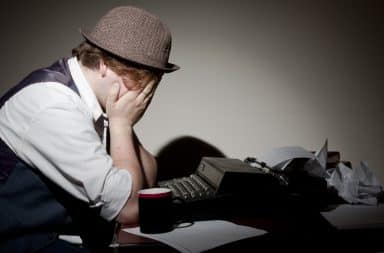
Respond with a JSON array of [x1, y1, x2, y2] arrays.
[[99, 168, 132, 221]]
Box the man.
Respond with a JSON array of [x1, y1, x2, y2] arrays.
[[0, 6, 179, 253]]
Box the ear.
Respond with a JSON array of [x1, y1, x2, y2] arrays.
[[98, 60, 108, 78]]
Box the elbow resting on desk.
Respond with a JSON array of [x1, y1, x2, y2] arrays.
[[116, 197, 139, 225]]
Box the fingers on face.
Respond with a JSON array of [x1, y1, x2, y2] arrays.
[[139, 79, 157, 100], [106, 83, 121, 106]]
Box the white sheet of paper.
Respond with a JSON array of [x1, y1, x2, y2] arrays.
[[58, 235, 83, 244], [258, 146, 316, 169], [123, 220, 267, 253]]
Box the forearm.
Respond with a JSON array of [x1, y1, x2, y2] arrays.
[[109, 122, 144, 224], [133, 132, 158, 187], [138, 146, 157, 187]]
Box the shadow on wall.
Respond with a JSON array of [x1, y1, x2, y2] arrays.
[[156, 136, 226, 181]]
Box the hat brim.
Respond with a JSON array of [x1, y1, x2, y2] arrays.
[[81, 29, 180, 73]]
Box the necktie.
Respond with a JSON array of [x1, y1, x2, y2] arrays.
[[94, 115, 110, 152]]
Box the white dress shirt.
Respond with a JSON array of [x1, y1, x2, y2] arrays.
[[0, 57, 131, 221]]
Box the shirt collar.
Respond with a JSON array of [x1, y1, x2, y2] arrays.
[[67, 57, 105, 121]]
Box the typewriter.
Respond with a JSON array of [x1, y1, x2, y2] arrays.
[[158, 157, 286, 218]]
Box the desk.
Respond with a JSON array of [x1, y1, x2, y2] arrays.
[[113, 204, 384, 252]]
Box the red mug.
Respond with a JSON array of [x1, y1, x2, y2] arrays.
[[138, 187, 174, 233]]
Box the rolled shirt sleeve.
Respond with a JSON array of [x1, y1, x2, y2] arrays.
[[0, 83, 131, 220]]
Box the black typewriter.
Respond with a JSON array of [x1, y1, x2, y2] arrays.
[[158, 157, 285, 205]]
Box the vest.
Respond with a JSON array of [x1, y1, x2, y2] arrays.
[[0, 59, 114, 253]]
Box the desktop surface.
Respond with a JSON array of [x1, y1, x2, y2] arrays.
[[114, 203, 384, 253], [113, 157, 384, 252]]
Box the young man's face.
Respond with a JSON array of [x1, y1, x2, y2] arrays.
[[107, 67, 159, 98]]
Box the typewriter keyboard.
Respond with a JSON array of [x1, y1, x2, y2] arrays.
[[158, 174, 216, 203]]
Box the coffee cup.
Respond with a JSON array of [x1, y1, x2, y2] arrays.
[[138, 187, 174, 233]]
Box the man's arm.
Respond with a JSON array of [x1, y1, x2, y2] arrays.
[[106, 81, 156, 224], [133, 132, 157, 188]]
